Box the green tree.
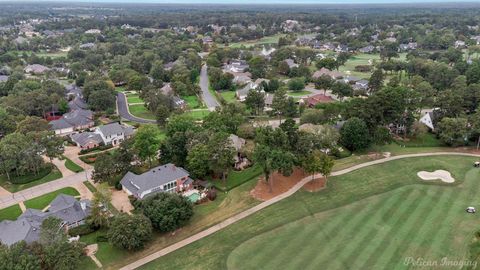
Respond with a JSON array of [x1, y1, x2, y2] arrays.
[[368, 69, 384, 93], [135, 193, 193, 232], [134, 125, 161, 167], [437, 117, 469, 146], [87, 185, 112, 228], [16, 116, 50, 134], [40, 217, 66, 246], [108, 214, 152, 250], [340, 117, 371, 151], [208, 133, 235, 186], [245, 90, 265, 115], [0, 242, 41, 270], [186, 143, 210, 178]]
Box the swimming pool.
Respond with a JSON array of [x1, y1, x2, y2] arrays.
[[187, 192, 201, 203]]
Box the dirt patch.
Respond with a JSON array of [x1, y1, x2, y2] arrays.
[[250, 168, 306, 201], [303, 177, 326, 192]]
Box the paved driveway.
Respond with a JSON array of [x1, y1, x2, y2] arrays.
[[116, 93, 156, 124], [199, 65, 220, 110]]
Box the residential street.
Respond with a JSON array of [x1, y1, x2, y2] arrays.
[[116, 92, 157, 124], [199, 64, 220, 110], [0, 169, 92, 209], [119, 151, 480, 270]]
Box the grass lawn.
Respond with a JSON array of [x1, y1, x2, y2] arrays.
[[210, 164, 262, 191], [229, 34, 286, 48], [115, 86, 127, 93], [127, 94, 144, 104], [287, 90, 311, 96], [64, 157, 84, 173], [338, 52, 408, 79], [0, 204, 22, 221], [139, 155, 480, 270], [24, 187, 80, 210], [83, 181, 97, 193], [129, 104, 156, 120], [218, 91, 237, 103], [182, 95, 204, 109], [0, 166, 63, 193], [184, 110, 210, 120], [36, 51, 68, 59]]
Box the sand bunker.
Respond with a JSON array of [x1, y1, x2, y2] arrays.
[[417, 170, 455, 183]]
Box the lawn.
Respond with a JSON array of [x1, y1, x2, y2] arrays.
[[0, 204, 22, 221], [182, 95, 204, 109], [115, 86, 127, 93], [127, 94, 144, 104], [210, 164, 262, 191], [287, 90, 311, 96], [0, 166, 63, 193], [129, 104, 156, 120], [64, 157, 84, 173], [24, 187, 80, 210], [139, 155, 480, 270], [337, 52, 408, 79], [218, 91, 237, 103], [184, 110, 210, 120], [229, 34, 286, 48]]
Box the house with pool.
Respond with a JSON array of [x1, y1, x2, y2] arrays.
[[120, 163, 202, 202]]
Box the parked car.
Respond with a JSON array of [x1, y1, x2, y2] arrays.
[[466, 207, 476, 213]]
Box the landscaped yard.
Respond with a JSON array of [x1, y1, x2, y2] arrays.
[[0, 204, 22, 221], [287, 90, 311, 96], [127, 94, 144, 104], [184, 109, 210, 120], [129, 104, 156, 120], [218, 91, 237, 103], [0, 166, 63, 193], [138, 155, 480, 270], [81, 175, 260, 269], [210, 164, 262, 191], [24, 187, 80, 210], [182, 95, 204, 109], [64, 157, 84, 173]]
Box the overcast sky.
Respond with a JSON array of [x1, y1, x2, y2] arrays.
[[2, 0, 477, 3]]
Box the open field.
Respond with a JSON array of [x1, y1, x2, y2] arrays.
[[0, 166, 63, 193], [24, 187, 80, 210], [229, 34, 286, 48], [139, 155, 480, 270], [338, 52, 407, 79], [128, 104, 156, 120]]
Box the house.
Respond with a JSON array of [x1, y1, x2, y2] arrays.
[[281, 20, 300, 32], [79, 43, 95, 49], [70, 132, 103, 149], [0, 194, 91, 246], [159, 83, 186, 109], [0, 75, 8, 82], [359, 45, 375, 53], [24, 64, 50, 75], [385, 37, 397, 43], [284, 58, 299, 69], [160, 83, 173, 95], [232, 72, 252, 85], [335, 44, 349, 53], [120, 164, 194, 199], [228, 134, 249, 170], [342, 75, 361, 84], [312, 68, 343, 80], [223, 60, 249, 73], [236, 83, 255, 102], [419, 110, 440, 131], [95, 122, 134, 146], [202, 36, 213, 44], [85, 29, 101, 34], [301, 94, 334, 107], [399, 42, 417, 51], [354, 79, 369, 91], [264, 93, 274, 110], [50, 109, 94, 135], [455, 40, 466, 49]]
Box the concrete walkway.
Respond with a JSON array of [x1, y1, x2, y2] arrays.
[[64, 146, 93, 170], [119, 152, 480, 270], [86, 244, 103, 268]]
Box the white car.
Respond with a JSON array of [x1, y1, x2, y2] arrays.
[[466, 207, 476, 213]]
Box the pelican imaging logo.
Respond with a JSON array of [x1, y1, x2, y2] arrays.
[[404, 257, 477, 268]]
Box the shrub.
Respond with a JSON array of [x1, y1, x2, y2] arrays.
[[9, 165, 53, 184], [107, 214, 152, 250]]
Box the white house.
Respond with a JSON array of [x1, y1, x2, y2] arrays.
[[95, 122, 134, 146], [419, 112, 435, 130]]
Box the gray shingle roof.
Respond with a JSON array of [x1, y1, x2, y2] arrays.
[[98, 122, 130, 138], [70, 132, 103, 147], [49, 109, 93, 131], [0, 194, 91, 246], [120, 164, 190, 198]]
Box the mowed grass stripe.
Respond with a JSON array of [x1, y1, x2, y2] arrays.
[[345, 187, 428, 269], [310, 187, 411, 269], [358, 186, 454, 270], [320, 188, 417, 270], [261, 202, 363, 270], [378, 187, 453, 269], [420, 172, 480, 262], [325, 188, 429, 270]]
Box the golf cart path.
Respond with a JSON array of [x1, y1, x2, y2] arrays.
[[119, 151, 480, 270]]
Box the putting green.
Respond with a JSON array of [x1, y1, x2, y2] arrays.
[[227, 160, 480, 270]]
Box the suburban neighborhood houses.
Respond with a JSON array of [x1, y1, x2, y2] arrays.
[[2, 2, 480, 270]]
